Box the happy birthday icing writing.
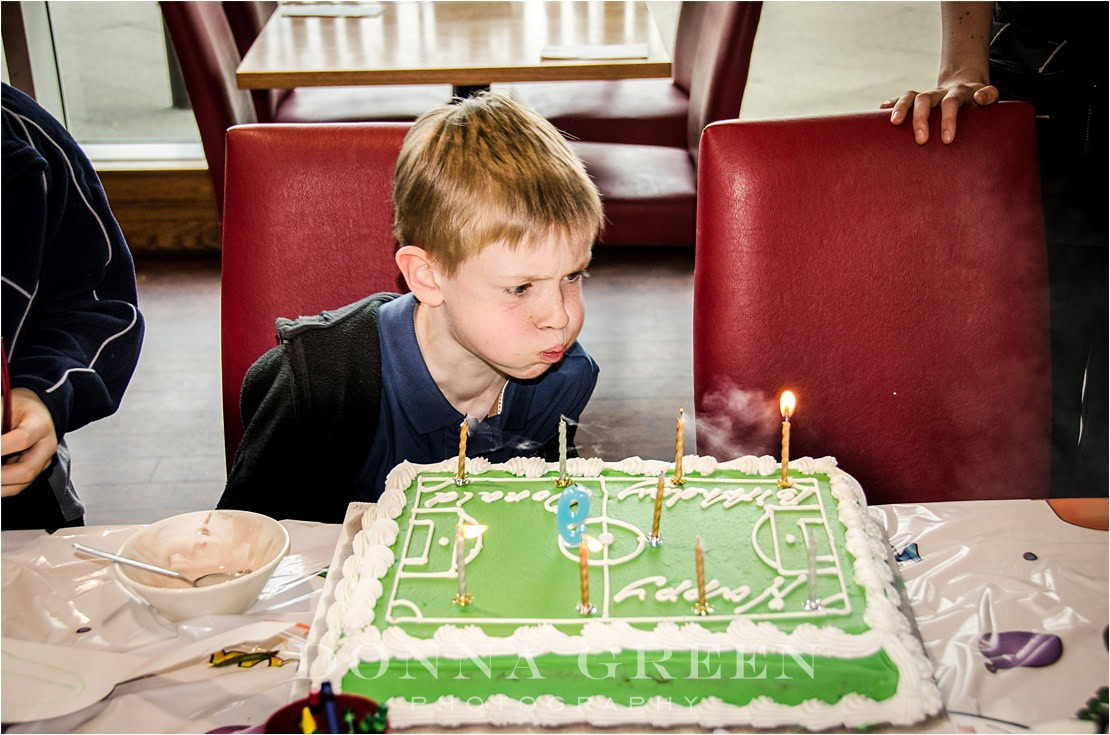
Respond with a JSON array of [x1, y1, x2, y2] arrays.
[[422, 484, 816, 510]]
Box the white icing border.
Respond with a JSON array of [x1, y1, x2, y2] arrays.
[[316, 455, 942, 729]]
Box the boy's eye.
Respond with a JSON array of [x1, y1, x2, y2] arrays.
[[507, 283, 531, 296], [565, 270, 589, 283]]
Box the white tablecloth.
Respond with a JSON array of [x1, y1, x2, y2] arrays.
[[2, 500, 1106, 733]]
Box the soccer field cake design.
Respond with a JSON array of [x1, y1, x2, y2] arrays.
[[310, 455, 942, 730]]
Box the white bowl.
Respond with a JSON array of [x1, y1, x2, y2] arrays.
[[113, 510, 289, 621]]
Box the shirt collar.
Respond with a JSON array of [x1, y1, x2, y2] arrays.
[[380, 293, 515, 436]]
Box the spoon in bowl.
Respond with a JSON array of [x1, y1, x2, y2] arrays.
[[73, 542, 252, 587]]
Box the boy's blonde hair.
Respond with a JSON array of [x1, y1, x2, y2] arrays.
[[393, 92, 603, 274]]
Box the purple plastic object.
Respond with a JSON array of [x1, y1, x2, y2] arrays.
[[978, 631, 1063, 672]]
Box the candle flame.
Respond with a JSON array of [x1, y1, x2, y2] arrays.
[[582, 534, 603, 553], [461, 523, 488, 540], [677, 407, 685, 424], [780, 391, 797, 419]]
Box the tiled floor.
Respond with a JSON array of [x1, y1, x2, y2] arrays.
[[69, 248, 698, 525], [68, 258, 225, 525]]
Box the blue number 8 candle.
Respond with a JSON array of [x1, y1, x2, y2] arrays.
[[556, 484, 591, 545]]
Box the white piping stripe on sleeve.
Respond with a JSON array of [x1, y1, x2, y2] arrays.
[[6, 113, 52, 223], [44, 367, 98, 393], [1, 276, 33, 300], [8, 108, 34, 146], [10, 111, 113, 267], [43, 302, 140, 394], [85, 302, 138, 372], [3, 278, 39, 358]]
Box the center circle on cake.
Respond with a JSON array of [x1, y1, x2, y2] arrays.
[[555, 518, 647, 566]]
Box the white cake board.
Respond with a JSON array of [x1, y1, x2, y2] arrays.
[[297, 502, 953, 733]]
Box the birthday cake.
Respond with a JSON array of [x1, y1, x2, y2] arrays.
[[309, 455, 942, 730]]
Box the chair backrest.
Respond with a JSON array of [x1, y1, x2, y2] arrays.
[[223, 0, 276, 55], [693, 103, 1050, 503], [221, 123, 411, 468], [673, 1, 762, 164], [160, 1, 257, 218], [221, 1, 288, 123]]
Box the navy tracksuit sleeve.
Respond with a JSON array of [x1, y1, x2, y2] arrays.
[[2, 84, 144, 438]]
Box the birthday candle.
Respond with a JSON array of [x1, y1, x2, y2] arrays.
[[579, 537, 590, 608], [674, 408, 685, 485], [694, 535, 710, 615], [455, 523, 467, 599], [457, 418, 468, 480], [649, 472, 665, 544], [779, 391, 796, 488], [558, 417, 568, 484]]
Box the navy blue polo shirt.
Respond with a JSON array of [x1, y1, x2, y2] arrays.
[[354, 293, 599, 501]]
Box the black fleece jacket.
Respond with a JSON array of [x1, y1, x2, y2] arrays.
[[219, 294, 399, 523]]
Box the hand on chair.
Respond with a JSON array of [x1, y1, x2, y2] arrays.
[[881, 78, 999, 145]]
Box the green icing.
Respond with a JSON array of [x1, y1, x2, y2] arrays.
[[341, 466, 899, 714]]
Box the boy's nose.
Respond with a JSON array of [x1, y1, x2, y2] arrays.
[[535, 290, 571, 330]]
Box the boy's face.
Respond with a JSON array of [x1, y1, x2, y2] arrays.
[[437, 233, 591, 381]]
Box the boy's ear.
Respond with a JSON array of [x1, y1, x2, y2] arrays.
[[395, 246, 445, 306]]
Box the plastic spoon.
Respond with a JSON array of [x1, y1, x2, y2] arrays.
[[72, 542, 251, 587]]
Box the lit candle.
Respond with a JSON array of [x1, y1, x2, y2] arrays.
[[805, 532, 820, 612], [673, 408, 686, 486], [556, 417, 569, 487], [647, 472, 665, 547], [456, 418, 469, 484], [693, 535, 712, 615], [576, 534, 600, 615], [778, 391, 796, 488], [452, 522, 487, 607]]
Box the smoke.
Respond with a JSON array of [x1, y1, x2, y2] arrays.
[[508, 438, 543, 453], [695, 382, 778, 461], [504, 415, 594, 456]]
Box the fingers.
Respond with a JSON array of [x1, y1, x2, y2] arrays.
[[888, 91, 917, 125], [973, 85, 1000, 106], [0, 483, 27, 497], [911, 92, 941, 144], [3, 390, 54, 455], [1, 435, 56, 496], [939, 88, 972, 144], [1, 427, 34, 456]]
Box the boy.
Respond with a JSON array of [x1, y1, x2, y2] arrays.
[[218, 93, 603, 522]]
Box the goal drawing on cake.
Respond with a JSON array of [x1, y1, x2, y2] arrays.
[[385, 472, 852, 626]]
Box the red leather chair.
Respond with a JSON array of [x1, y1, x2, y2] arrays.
[[221, 123, 410, 468], [221, 1, 452, 125], [559, 2, 762, 247], [221, 0, 285, 124], [693, 103, 1050, 503], [161, 0, 257, 218], [160, 1, 448, 218], [497, 2, 762, 149]]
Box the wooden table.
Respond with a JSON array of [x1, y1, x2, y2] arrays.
[[236, 1, 672, 97]]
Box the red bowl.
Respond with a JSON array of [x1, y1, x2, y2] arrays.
[[263, 692, 383, 734]]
